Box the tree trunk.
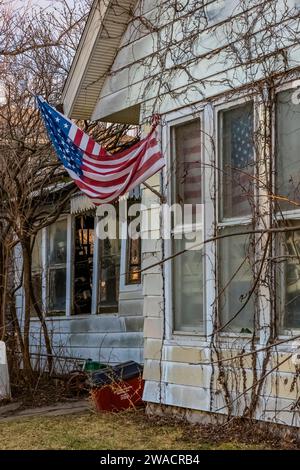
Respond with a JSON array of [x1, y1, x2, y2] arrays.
[[29, 271, 53, 373], [21, 238, 33, 380], [0, 239, 4, 337]]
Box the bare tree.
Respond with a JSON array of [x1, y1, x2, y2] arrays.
[[0, 0, 136, 382]]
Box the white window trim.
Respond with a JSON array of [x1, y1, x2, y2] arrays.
[[91, 215, 100, 315], [31, 215, 69, 321]]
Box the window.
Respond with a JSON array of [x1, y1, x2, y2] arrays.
[[47, 219, 67, 314], [276, 221, 300, 331], [173, 233, 203, 332], [218, 102, 256, 333], [126, 197, 141, 285], [218, 225, 255, 333], [171, 119, 204, 333], [99, 238, 120, 313], [126, 237, 141, 284], [220, 102, 254, 219], [31, 230, 43, 316], [276, 88, 300, 331], [276, 89, 300, 211], [73, 214, 94, 315], [98, 206, 120, 313]]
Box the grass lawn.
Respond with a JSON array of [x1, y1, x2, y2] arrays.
[[0, 409, 270, 450]]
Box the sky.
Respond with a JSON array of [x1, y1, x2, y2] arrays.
[[14, 1, 72, 11]]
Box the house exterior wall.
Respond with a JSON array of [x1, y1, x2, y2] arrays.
[[86, 0, 300, 427], [92, 0, 300, 121]]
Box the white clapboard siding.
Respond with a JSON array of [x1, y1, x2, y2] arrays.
[[26, 315, 144, 365], [143, 380, 300, 427], [0, 341, 10, 399]]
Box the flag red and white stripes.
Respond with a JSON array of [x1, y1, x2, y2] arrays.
[[69, 127, 163, 204]]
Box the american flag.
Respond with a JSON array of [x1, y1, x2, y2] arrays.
[[37, 96, 164, 204]]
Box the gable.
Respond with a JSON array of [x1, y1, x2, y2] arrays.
[[62, 0, 137, 120]]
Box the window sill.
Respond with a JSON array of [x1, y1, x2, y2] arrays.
[[277, 331, 300, 347], [30, 312, 118, 321], [166, 333, 208, 347], [218, 332, 258, 342]]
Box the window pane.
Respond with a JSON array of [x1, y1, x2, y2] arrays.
[[99, 238, 120, 313], [49, 219, 67, 264], [276, 90, 300, 210], [173, 233, 204, 332], [126, 237, 141, 284], [218, 226, 255, 333], [220, 103, 254, 219], [174, 119, 202, 206], [276, 221, 300, 330], [48, 268, 67, 313], [126, 200, 141, 285], [74, 214, 94, 315], [48, 219, 67, 315]]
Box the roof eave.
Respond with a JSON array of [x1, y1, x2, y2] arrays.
[[61, 0, 108, 118], [62, 0, 137, 122]]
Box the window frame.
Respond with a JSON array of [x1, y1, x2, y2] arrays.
[[46, 217, 69, 316], [125, 197, 142, 286], [274, 81, 300, 336], [72, 212, 95, 316], [163, 108, 206, 340], [30, 216, 70, 320], [215, 95, 258, 338]]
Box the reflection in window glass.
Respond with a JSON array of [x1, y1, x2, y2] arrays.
[[218, 226, 255, 333], [99, 238, 120, 313], [126, 237, 141, 284], [126, 200, 141, 285], [276, 221, 300, 331], [276, 90, 300, 210], [49, 220, 67, 264], [220, 103, 254, 219], [48, 268, 67, 312], [174, 119, 202, 206]]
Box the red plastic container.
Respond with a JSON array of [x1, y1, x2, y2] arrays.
[[91, 376, 144, 412]]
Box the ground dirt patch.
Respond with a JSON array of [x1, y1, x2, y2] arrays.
[[0, 409, 297, 450]]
